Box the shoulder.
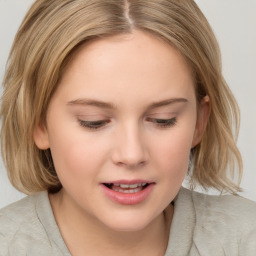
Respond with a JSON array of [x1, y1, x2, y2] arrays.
[[190, 188, 256, 227], [187, 188, 256, 255], [0, 192, 54, 255], [0, 193, 40, 234]]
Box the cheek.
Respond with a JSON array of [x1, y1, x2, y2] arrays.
[[48, 128, 107, 181], [151, 125, 195, 176]]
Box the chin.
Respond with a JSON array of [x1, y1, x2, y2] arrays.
[[98, 210, 159, 233], [106, 221, 150, 233]]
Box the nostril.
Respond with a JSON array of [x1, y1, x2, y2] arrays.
[[117, 160, 146, 169]]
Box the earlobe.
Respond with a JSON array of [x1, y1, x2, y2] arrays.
[[192, 96, 210, 147], [33, 123, 50, 150]]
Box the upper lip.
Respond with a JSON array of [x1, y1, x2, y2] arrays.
[[102, 179, 154, 185]]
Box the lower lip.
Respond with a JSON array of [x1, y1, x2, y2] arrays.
[[100, 183, 155, 205]]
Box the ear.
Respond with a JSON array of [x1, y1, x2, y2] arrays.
[[33, 123, 50, 150], [192, 96, 210, 148]]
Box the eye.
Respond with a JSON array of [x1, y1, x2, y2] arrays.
[[146, 117, 177, 128], [78, 119, 110, 130]]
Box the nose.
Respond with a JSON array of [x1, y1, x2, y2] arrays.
[[111, 124, 149, 169]]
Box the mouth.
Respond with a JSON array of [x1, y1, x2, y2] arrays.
[[103, 183, 150, 193], [101, 180, 155, 205]]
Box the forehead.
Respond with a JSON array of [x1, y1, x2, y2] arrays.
[[56, 30, 195, 106], [68, 30, 193, 76]]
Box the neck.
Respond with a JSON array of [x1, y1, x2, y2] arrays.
[[49, 190, 173, 256]]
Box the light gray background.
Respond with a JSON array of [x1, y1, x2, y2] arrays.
[[0, 0, 255, 208]]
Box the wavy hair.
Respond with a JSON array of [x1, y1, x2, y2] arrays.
[[1, 0, 242, 194]]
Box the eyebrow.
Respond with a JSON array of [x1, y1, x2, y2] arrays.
[[147, 98, 188, 110], [67, 98, 188, 109], [67, 99, 116, 109]]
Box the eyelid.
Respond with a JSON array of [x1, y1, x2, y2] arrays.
[[76, 113, 110, 119], [77, 116, 177, 131], [147, 111, 177, 118], [146, 117, 177, 128], [78, 119, 110, 130]]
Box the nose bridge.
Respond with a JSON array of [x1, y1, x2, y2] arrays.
[[112, 120, 148, 167]]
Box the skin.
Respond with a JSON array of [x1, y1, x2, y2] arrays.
[[34, 30, 210, 255]]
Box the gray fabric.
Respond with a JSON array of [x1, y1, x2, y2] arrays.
[[0, 191, 70, 255], [0, 187, 256, 255], [167, 188, 256, 255]]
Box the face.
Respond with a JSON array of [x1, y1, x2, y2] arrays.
[[34, 30, 209, 232]]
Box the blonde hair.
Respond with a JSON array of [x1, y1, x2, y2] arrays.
[[1, 0, 242, 194]]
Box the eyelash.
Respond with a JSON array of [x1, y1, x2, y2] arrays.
[[78, 117, 177, 130], [78, 120, 110, 130], [146, 117, 177, 128]]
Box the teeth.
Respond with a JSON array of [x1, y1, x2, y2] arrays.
[[116, 183, 146, 189], [119, 184, 130, 188], [112, 187, 142, 193], [108, 183, 148, 193], [105, 182, 149, 193], [129, 184, 139, 188]]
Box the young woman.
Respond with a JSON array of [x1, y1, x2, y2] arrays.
[[0, 0, 255, 255]]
